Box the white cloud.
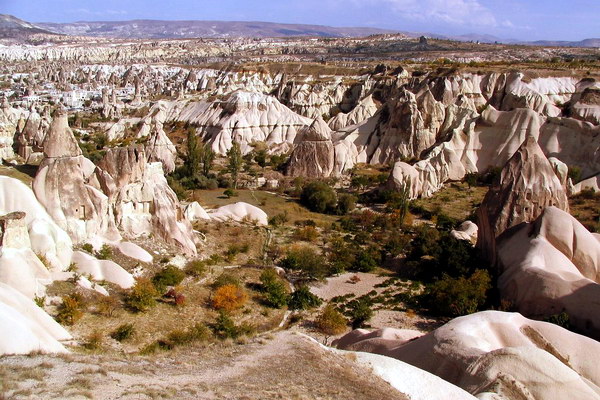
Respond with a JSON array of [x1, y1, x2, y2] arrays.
[[346, 0, 498, 27]]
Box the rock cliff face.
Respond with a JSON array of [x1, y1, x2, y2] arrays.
[[497, 207, 600, 338], [172, 90, 312, 155], [286, 118, 335, 178], [335, 310, 600, 400], [33, 112, 197, 255], [476, 135, 569, 263], [33, 110, 118, 244], [95, 146, 197, 255]]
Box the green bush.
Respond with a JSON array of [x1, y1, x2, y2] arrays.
[[55, 294, 84, 326], [211, 311, 254, 340], [185, 260, 206, 277], [126, 278, 159, 312], [545, 312, 571, 329], [280, 245, 331, 280], [423, 269, 491, 317], [223, 188, 237, 198], [346, 297, 374, 329], [212, 273, 241, 289], [111, 323, 135, 342], [152, 265, 185, 292], [260, 269, 289, 308], [336, 193, 357, 215], [288, 285, 322, 310], [96, 244, 113, 260], [300, 181, 337, 214]]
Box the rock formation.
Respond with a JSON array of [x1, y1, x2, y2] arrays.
[[173, 90, 312, 155], [335, 310, 600, 400], [95, 146, 197, 255], [476, 135, 569, 263], [286, 117, 335, 178], [497, 206, 600, 338], [208, 202, 268, 226], [33, 110, 119, 244]]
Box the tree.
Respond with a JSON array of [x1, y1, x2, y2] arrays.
[[280, 245, 331, 280], [300, 181, 337, 214], [260, 269, 289, 308], [186, 126, 201, 177], [227, 142, 243, 189], [254, 149, 268, 168], [464, 172, 478, 189], [288, 285, 322, 310], [423, 269, 491, 317], [200, 143, 215, 177], [212, 284, 248, 311], [316, 304, 347, 335]]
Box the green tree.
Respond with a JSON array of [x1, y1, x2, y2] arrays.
[[300, 181, 337, 214], [423, 269, 491, 317], [200, 143, 215, 177], [227, 142, 243, 189], [254, 149, 268, 168], [280, 245, 331, 280], [186, 126, 201, 177]]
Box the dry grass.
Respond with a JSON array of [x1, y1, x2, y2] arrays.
[[570, 191, 600, 233], [193, 189, 339, 227], [412, 182, 488, 222]]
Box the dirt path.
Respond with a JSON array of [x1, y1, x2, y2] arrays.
[[0, 331, 408, 400]]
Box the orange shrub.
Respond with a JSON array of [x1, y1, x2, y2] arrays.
[[211, 284, 248, 311]]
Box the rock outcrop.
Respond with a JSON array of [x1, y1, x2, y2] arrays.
[[286, 117, 335, 178], [476, 135, 569, 263], [335, 310, 600, 400], [173, 90, 312, 155], [497, 207, 600, 338], [96, 146, 197, 255], [33, 110, 119, 244], [208, 202, 268, 226]]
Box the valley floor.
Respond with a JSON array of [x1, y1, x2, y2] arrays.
[[0, 331, 407, 400]]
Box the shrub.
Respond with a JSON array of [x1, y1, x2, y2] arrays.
[[55, 294, 84, 325], [212, 284, 248, 311], [293, 226, 319, 242], [300, 181, 337, 214], [568, 165, 582, 183], [545, 312, 571, 329], [346, 297, 374, 329], [126, 278, 159, 312], [260, 269, 289, 308], [165, 323, 210, 347], [185, 259, 206, 277], [288, 286, 322, 310], [269, 212, 289, 227], [423, 269, 491, 317], [34, 295, 46, 308], [152, 265, 185, 292], [212, 311, 254, 340], [96, 244, 113, 260], [351, 248, 380, 273], [81, 243, 94, 254], [212, 273, 241, 289], [223, 188, 237, 198], [96, 294, 120, 317], [280, 245, 331, 280], [83, 330, 104, 350], [111, 323, 135, 342], [336, 194, 357, 215], [316, 305, 347, 335], [164, 287, 187, 307]]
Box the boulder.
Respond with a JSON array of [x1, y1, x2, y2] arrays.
[[184, 201, 211, 221], [71, 251, 134, 289], [208, 202, 268, 226]]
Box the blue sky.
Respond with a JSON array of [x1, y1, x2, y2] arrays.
[[2, 0, 599, 41]]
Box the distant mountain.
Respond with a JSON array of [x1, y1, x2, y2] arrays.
[[37, 19, 396, 39], [0, 14, 57, 39], [527, 38, 600, 48]]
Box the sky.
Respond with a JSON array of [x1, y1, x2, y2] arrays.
[[1, 0, 599, 41]]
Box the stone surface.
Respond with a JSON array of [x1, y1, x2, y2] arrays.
[[498, 207, 600, 338], [476, 135, 569, 263], [286, 117, 335, 178], [335, 310, 600, 400]]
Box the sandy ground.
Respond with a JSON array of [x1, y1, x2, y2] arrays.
[[309, 272, 389, 301], [0, 331, 408, 400]]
